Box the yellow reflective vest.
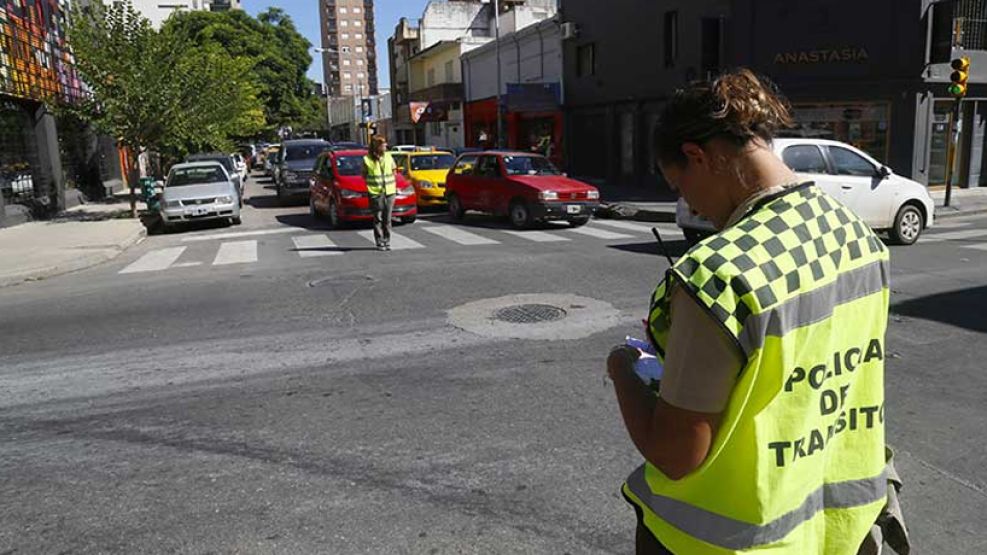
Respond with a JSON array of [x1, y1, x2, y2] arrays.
[[364, 153, 397, 197], [626, 183, 890, 554]]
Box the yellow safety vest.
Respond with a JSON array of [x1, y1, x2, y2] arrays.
[[626, 183, 890, 554], [364, 153, 397, 196]]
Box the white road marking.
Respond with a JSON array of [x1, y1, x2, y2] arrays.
[[419, 224, 500, 245], [119, 247, 186, 274], [213, 240, 258, 265], [501, 230, 570, 242], [566, 226, 634, 240], [172, 262, 203, 268], [921, 228, 987, 243], [962, 243, 987, 251], [292, 234, 341, 257], [592, 220, 683, 236], [357, 230, 425, 249], [932, 220, 972, 229], [181, 227, 298, 243]]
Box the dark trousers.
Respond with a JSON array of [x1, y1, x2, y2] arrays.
[[369, 193, 395, 246]]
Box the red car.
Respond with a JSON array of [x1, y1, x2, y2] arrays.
[[444, 151, 600, 229], [309, 149, 418, 228]]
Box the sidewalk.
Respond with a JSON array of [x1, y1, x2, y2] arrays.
[[0, 199, 146, 287], [598, 185, 987, 224]]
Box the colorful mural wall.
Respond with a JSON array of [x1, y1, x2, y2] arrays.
[[0, 0, 83, 104]]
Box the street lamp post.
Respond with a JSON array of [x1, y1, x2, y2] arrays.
[[313, 47, 338, 141], [494, 0, 504, 148]]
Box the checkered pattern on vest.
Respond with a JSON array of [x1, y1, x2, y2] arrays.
[[648, 183, 888, 360]]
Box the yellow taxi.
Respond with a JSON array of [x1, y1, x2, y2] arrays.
[[391, 149, 457, 208]]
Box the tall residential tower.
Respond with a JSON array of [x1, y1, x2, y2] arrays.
[[320, 0, 378, 98]]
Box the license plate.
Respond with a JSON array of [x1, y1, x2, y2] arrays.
[[566, 205, 581, 214], [193, 207, 208, 216]]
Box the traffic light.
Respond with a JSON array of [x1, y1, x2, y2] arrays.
[[949, 57, 970, 98]]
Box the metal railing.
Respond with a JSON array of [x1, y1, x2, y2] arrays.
[[954, 17, 987, 50]]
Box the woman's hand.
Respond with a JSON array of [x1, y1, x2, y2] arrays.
[[607, 345, 641, 380]]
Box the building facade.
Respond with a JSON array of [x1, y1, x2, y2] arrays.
[[122, 0, 240, 29], [560, 0, 987, 191], [0, 0, 90, 227], [320, 0, 378, 98], [462, 16, 563, 164]]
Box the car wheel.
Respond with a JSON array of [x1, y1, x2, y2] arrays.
[[509, 200, 532, 229], [890, 204, 924, 245], [309, 198, 320, 220], [328, 199, 345, 229], [683, 228, 708, 246], [448, 194, 465, 221], [231, 216, 242, 226], [569, 216, 590, 227]]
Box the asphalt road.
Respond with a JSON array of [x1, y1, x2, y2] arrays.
[[1, 174, 985, 554]]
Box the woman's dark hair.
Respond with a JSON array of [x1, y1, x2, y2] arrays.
[[655, 68, 793, 166]]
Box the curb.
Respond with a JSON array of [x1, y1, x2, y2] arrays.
[[0, 224, 146, 288], [934, 205, 987, 220]]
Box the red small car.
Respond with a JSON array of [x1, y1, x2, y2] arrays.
[[444, 151, 600, 229], [309, 149, 418, 228]]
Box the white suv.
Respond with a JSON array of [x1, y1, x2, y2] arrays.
[[676, 138, 935, 245]]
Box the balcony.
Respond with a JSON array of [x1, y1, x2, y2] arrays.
[[409, 82, 464, 103]]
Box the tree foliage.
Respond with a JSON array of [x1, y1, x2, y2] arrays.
[[161, 8, 322, 133], [65, 1, 264, 159]]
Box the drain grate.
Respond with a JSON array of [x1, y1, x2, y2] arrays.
[[492, 304, 567, 324]]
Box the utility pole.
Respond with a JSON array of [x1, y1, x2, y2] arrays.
[[314, 47, 337, 142], [945, 56, 971, 207], [494, 0, 504, 148]]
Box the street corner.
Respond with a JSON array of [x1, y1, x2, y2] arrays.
[[446, 293, 623, 341]]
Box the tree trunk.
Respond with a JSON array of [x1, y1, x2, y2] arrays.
[[125, 146, 140, 219]]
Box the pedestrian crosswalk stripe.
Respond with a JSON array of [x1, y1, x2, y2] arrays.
[[566, 226, 634, 240], [213, 240, 258, 265], [592, 220, 682, 235], [933, 221, 972, 229], [922, 228, 987, 242], [501, 230, 570, 242], [962, 243, 987, 251], [357, 230, 425, 249], [181, 227, 298, 243], [119, 247, 187, 274], [419, 224, 500, 245], [292, 234, 341, 257]]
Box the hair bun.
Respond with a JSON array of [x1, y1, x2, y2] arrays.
[[711, 69, 793, 141]]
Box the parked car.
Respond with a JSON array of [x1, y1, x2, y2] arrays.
[[391, 150, 456, 208], [160, 162, 241, 229], [185, 152, 242, 203], [330, 141, 365, 151], [275, 139, 331, 205], [676, 138, 936, 245], [444, 151, 600, 229], [309, 149, 417, 228]]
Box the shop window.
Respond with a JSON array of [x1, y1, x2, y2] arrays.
[[828, 146, 878, 176], [664, 11, 678, 68], [577, 43, 595, 77], [788, 103, 890, 163], [782, 145, 828, 174]]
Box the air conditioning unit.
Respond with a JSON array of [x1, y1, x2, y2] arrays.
[[561, 22, 579, 40]]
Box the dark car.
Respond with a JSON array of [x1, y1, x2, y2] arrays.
[[444, 151, 600, 229], [309, 149, 417, 228], [186, 152, 242, 204], [275, 139, 331, 205]]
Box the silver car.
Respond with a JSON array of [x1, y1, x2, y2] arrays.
[[161, 162, 242, 228]]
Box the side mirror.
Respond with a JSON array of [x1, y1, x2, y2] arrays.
[[878, 166, 891, 179]]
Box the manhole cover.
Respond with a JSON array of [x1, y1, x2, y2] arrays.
[[492, 304, 567, 324]]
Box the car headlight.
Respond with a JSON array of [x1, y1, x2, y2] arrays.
[[339, 188, 363, 199], [417, 180, 434, 189], [398, 185, 415, 196], [165, 200, 181, 208], [587, 190, 600, 200], [284, 171, 298, 181], [539, 191, 559, 201], [216, 195, 233, 204]]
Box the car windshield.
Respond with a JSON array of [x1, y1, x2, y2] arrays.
[[286, 144, 328, 161], [168, 166, 226, 187], [503, 155, 560, 176], [410, 154, 455, 171], [336, 155, 364, 176], [190, 156, 233, 172]]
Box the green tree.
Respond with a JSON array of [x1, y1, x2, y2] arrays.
[[66, 1, 264, 216], [161, 8, 322, 133]]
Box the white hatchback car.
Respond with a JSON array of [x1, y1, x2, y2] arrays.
[[676, 138, 935, 245]]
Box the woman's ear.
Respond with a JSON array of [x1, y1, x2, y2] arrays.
[[681, 143, 705, 169]]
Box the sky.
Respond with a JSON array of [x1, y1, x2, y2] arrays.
[[241, 0, 430, 90]]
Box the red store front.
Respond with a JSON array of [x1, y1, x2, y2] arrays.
[[464, 95, 564, 168]]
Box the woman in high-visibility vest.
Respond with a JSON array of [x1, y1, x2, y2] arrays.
[[607, 69, 897, 554], [363, 135, 398, 251]]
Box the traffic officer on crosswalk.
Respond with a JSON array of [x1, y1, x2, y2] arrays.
[[363, 135, 398, 251], [606, 68, 895, 554]]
